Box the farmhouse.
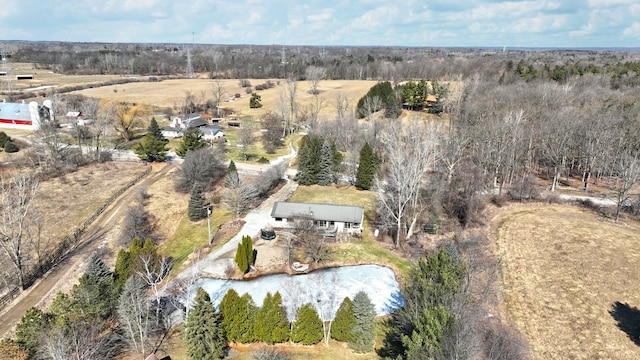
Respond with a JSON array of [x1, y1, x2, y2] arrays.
[[270, 201, 364, 234], [161, 112, 209, 138], [201, 125, 224, 141]]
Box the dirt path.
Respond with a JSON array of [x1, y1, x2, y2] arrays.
[[0, 162, 176, 338]]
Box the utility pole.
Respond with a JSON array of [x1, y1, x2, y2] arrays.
[[205, 205, 212, 246]]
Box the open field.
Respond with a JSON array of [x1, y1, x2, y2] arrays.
[[73, 78, 379, 120], [1, 62, 123, 93], [495, 205, 640, 359], [35, 161, 148, 243]]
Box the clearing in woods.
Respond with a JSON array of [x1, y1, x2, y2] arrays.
[[495, 205, 640, 360]]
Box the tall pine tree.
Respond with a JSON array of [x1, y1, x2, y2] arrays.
[[355, 142, 379, 190], [350, 291, 377, 353], [317, 139, 335, 186], [291, 303, 323, 345], [295, 136, 322, 185], [134, 117, 168, 162], [184, 288, 227, 359], [188, 182, 208, 221]]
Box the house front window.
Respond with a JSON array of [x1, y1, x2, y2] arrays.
[[275, 217, 282, 222], [316, 220, 327, 228]]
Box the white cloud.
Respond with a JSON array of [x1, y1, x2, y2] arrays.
[[569, 22, 593, 36], [622, 22, 640, 37]]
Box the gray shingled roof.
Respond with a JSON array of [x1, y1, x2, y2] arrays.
[[271, 201, 364, 223]]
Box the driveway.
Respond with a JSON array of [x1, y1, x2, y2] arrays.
[[174, 179, 298, 281]]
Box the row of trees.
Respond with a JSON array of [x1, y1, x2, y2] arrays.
[[217, 288, 376, 350]]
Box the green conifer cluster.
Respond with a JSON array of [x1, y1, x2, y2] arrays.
[[234, 235, 255, 273]]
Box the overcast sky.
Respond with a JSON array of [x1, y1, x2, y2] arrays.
[[1, 0, 638, 48]]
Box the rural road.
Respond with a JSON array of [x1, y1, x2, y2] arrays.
[[0, 161, 177, 338]]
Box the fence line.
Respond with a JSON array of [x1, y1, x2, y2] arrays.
[[0, 163, 152, 310]]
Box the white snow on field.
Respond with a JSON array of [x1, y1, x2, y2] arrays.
[[193, 265, 402, 320]]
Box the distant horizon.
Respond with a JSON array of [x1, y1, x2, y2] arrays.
[[2, 39, 639, 53], [1, 1, 638, 49]]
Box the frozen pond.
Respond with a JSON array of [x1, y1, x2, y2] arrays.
[[192, 265, 402, 321]]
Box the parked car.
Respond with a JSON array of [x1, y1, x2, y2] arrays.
[[260, 227, 276, 240]]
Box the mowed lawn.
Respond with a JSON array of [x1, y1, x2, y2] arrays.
[[495, 205, 640, 360]]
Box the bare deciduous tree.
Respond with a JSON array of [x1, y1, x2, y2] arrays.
[[209, 80, 227, 117], [375, 122, 438, 247], [305, 65, 326, 95], [40, 320, 119, 360], [334, 92, 351, 120], [0, 171, 40, 289], [238, 122, 256, 160], [277, 80, 298, 137], [136, 254, 173, 324], [223, 182, 258, 216], [117, 277, 158, 357]]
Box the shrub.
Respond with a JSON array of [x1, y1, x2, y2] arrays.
[[4, 141, 19, 153]]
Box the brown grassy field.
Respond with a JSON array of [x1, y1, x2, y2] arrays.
[[2, 62, 123, 92], [495, 205, 640, 359], [35, 161, 149, 243], [73, 78, 380, 120]]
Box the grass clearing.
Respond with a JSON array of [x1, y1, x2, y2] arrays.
[[159, 206, 233, 270], [288, 185, 410, 275], [495, 205, 640, 359]]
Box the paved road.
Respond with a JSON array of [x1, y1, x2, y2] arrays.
[[0, 162, 176, 338]]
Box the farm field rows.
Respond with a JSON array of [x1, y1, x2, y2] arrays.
[[495, 205, 640, 359]]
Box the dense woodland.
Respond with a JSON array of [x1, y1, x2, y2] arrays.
[[1, 42, 640, 359]]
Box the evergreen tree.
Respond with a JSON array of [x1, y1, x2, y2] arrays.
[[380, 246, 466, 359], [188, 182, 208, 221], [71, 253, 118, 321], [317, 140, 334, 186], [291, 303, 323, 345], [113, 238, 159, 290], [355, 142, 379, 190], [249, 93, 263, 108], [294, 136, 322, 185], [147, 117, 166, 142], [220, 289, 257, 343], [225, 160, 240, 189], [356, 81, 401, 119], [234, 235, 255, 273], [184, 288, 227, 360], [254, 292, 290, 344], [177, 128, 208, 157], [134, 117, 168, 162], [350, 291, 377, 353], [15, 307, 54, 355], [86, 253, 112, 278], [331, 297, 356, 342], [133, 132, 168, 162]]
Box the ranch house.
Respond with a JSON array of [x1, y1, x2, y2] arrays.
[[270, 201, 364, 234]]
